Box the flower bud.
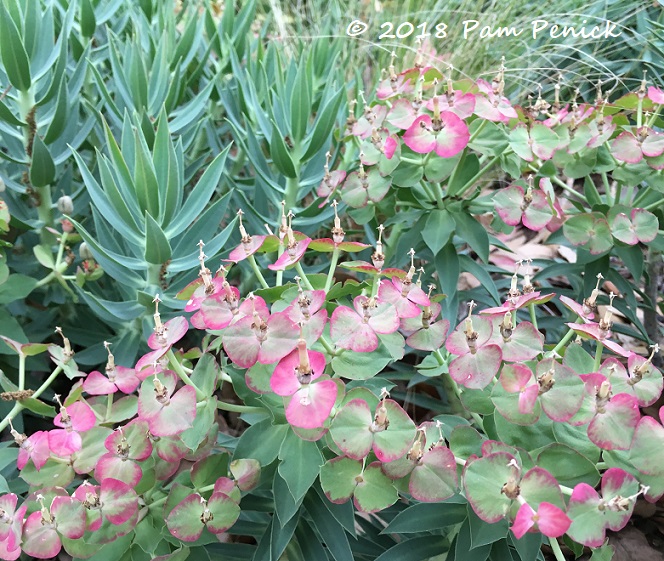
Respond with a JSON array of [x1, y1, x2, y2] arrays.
[[57, 195, 74, 215], [79, 242, 93, 260], [0, 177, 5, 193]]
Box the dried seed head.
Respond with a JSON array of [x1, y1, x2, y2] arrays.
[[407, 427, 426, 462], [104, 341, 115, 374], [522, 258, 534, 293], [508, 261, 522, 299], [584, 273, 604, 315], [464, 300, 478, 340], [331, 200, 345, 244], [599, 292, 617, 331], [638, 69, 647, 98], [492, 56, 506, 97], [405, 248, 416, 283], [237, 209, 249, 240], [388, 51, 397, 81], [152, 294, 165, 338], [372, 224, 386, 270], [500, 311, 513, 341], [55, 326, 74, 361]]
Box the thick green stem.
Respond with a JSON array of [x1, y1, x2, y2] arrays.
[[454, 154, 501, 198], [400, 156, 424, 165], [446, 150, 466, 197], [614, 181, 622, 205], [167, 349, 205, 401], [632, 186, 653, 209], [18, 354, 26, 391], [643, 198, 664, 212], [601, 173, 611, 205], [284, 176, 300, 212], [528, 303, 538, 331], [325, 247, 340, 293], [468, 118, 487, 144], [370, 273, 381, 298], [647, 107, 660, 127], [295, 262, 313, 290], [106, 393, 114, 419], [0, 365, 64, 432], [276, 242, 284, 286], [36, 186, 53, 229], [147, 263, 162, 287], [247, 255, 269, 289], [594, 342, 604, 371], [318, 336, 337, 357], [547, 326, 577, 358], [217, 401, 265, 414], [18, 88, 35, 148], [549, 537, 567, 561]]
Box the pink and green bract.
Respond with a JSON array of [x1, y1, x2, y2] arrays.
[[330, 295, 399, 352], [137, 370, 196, 437], [402, 113, 470, 158], [270, 343, 338, 429], [222, 308, 299, 368]]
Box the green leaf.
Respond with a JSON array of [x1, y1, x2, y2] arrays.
[[180, 398, 216, 450], [448, 153, 480, 196], [455, 517, 491, 561], [382, 501, 468, 533], [30, 135, 56, 188], [536, 443, 600, 488], [0, 98, 25, 127], [0, 4, 31, 91], [191, 453, 229, 489], [144, 212, 172, 265], [80, 0, 96, 37], [589, 543, 614, 561], [153, 111, 181, 226], [562, 344, 595, 374], [459, 254, 500, 304], [331, 346, 392, 380], [133, 129, 160, 216], [469, 120, 509, 157], [302, 86, 344, 161], [189, 354, 218, 397], [435, 242, 460, 300], [509, 532, 542, 561], [613, 245, 644, 281], [290, 58, 311, 142], [374, 536, 448, 561], [233, 420, 288, 466], [0, 274, 38, 304], [303, 492, 354, 561], [452, 211, 490, 262], [43, 76, 70, 144], [22, 397, 56, 417], [278, 430, 323, 502], [33, 245, 55, 269], [423, 209, 456, 255], [165, 145, 230, 238], [468, 505, 509, 548], [270, 121, 297, 178], [274, 470, 303, 528]]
